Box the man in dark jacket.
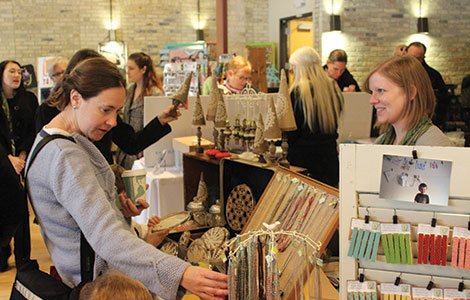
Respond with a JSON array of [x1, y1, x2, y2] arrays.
[[406, 42, 449, 127]]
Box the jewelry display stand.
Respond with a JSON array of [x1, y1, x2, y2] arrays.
[[339, 144, 470, 299], [242, 166, 339, 300]]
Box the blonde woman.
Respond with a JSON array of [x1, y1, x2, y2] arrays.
[[219, 56, 259, 94], [364, 55, 451, 146], [287, 47, 343, 186]]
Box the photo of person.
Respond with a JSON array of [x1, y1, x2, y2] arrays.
[[414, 183, 430, 204], [379, 154, 452, 206]]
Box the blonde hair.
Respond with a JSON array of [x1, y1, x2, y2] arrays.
[[288, 46, 343, 133], [363, 55, 435, 132], [228, 56, 252, 74], [79, 272, 152, 300], [47, 57, 69, 78]]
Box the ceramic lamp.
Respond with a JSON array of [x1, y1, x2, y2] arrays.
[[253, 113, 268, 163], [264, 96, 282, 141], [193, 172, 208, 208], [192, 93, 206, 154], [264, 96, 282, 166], [214, 91, 228, 129], [276, 69, 297, 131], [206, 70, 219, 121]]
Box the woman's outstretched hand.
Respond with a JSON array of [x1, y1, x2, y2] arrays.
[[158, 104, 182, 125], [180, 266, 228, 300]]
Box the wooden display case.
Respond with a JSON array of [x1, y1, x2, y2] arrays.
[[183, 152, 220, 208], [241, 166, 339, 300]]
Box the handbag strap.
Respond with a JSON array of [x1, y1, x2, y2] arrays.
[[25, 133, 95, 283]]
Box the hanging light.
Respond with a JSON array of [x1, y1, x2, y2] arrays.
[[329, 0, 341, 32], [417, 0, 429, 34], [99, 0, 127, 76], [196, 0, 205, 41]]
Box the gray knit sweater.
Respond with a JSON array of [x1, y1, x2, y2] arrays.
[[26, 130, 190, 300]]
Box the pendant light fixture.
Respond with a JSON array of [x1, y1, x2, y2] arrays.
[[99, 0, 127, 75], [196, 0, 204, 41], [329, 0, 341, 32], [417, 0, 429, 34]]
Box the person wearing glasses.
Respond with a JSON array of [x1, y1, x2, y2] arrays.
[[40, 57, 69, 101], [35, 49, 176, 168], [219, 56, 259, 94], [48, 57, 68, 84]]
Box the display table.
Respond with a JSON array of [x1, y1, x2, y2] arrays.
[[132, 158, 185, 224]]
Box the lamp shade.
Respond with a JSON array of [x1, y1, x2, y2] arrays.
[[193, 172, 208, 206], [276, 69, 297, 131], [264, 96, 282, 141], [192, 93, 206, 126], [206, 70, 219, 121]]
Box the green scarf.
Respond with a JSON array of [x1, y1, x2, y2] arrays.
[[375, 116, 433, 145]]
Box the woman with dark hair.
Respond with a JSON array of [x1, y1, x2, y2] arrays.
[[27, 57, 228, 299], [116, 52, 164, 169], [0, 60, 38, 271], [35, 49, 103, 133], [36, 49, 175, 168]]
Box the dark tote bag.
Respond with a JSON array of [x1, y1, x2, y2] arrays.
[[10, 134, 95, 300]]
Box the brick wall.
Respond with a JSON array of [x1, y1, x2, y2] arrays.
[[1, 0, 468, 90], [0, 0, 268, 73], [311, 0, 470, 90]]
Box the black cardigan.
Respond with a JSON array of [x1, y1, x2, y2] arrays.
[[5, 89, 38, 155]]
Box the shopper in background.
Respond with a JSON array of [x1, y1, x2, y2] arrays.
[[0, 60, 38, 271], [364, 55, 451, 146], [287, 47, 344, 187], [219, 56, 259, 94], [27, 57, 228, 299], [36, 49, 175, 168], [406, 41, 449, 128], [116, 52, 164, 169], [393, 44, 407, 56], [41, 56, 69, 100], [323, 49, 361, 92]]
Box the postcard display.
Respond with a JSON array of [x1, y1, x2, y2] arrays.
[[340, 144, 470, 300], [230, 166, 339, 300]]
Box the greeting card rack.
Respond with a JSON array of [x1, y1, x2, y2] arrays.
[[339, 144, 470, 299]]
